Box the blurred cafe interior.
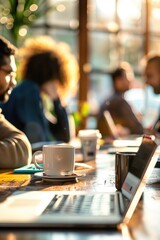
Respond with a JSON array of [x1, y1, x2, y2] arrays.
[[1, 2, 160, 239], [1, 0, 160, 132]]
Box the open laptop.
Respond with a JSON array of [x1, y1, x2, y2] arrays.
[[103, 110, 142, 141], [0, 135, 158, 229], [102, 110, 144, 150]]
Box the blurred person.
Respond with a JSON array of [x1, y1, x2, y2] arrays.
[[97, 64, 144, 139], [0, 35, 31, 168], [144, 55, 160, 136], [0, 36, 79, 144]]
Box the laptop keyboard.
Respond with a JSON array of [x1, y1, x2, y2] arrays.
[[43, 193, 116, 216]]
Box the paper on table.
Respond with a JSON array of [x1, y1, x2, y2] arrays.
[[75, 162, 93, 169]]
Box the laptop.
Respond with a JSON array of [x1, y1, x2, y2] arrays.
[[0, 135, 158, 229], [102, 110, 144, 150]]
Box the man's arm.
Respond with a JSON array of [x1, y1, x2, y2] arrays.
[[0, 113, 32, 169]]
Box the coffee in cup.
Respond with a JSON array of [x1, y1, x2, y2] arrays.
[[115, 151, 136, 190], [32, 144, 75, 176]]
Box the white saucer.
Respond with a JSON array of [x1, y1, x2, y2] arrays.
[[34, 172, 85, 182]]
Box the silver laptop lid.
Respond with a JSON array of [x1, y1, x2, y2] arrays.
[[103, 110, 119, 139]]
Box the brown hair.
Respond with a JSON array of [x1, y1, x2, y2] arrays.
[[0, 35, 16, 65], [147, 55, 160, 72], [17, 36, 79, 98]]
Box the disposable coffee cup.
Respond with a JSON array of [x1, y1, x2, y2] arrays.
[[32, 144, 75, 176], [115, 151, 136, 190], [78, 129, 102, 161]]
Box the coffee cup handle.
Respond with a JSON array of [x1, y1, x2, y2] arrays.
[[32, 151, 44, 170]]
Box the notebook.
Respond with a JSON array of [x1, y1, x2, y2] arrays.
[[0, 135, 158, 229], [13, 163, 43, 173]]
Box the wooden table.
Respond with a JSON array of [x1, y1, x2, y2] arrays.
[[0, 149, 160, 240]]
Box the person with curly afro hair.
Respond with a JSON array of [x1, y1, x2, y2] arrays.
[[0, 36, 79, 144]]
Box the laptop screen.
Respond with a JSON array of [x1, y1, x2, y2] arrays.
[[129, 135, 157, 178], [122, 135, 157, 200]]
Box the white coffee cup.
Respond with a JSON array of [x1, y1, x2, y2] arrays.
[[32, 144, 75, 176], [78, 129, 102, 161]]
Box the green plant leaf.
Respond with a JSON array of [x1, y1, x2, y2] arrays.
[[0, 0, 59, 46]]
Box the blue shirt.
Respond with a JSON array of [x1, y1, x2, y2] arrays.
[[0, 79, 70, 143]]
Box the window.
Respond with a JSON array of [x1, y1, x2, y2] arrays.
[[1, 0, 160, 128]]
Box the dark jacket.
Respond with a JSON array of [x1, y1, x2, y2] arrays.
[[97, 93, 144, 138], [0, 79, 70, 143]]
